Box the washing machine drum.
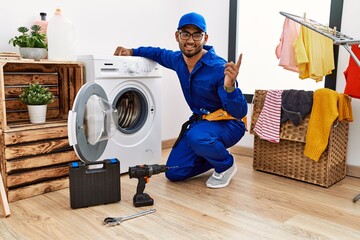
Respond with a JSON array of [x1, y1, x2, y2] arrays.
[[68, 82, 118, 162]]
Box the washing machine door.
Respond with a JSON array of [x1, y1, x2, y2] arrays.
[[68, 82, 118, 162]]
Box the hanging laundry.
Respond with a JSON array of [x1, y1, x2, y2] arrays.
[[294, 26, 335, 82], [281, 89, 313, 126], [253, 90, 283, 143], [343, 45, 360, 99], [275, 18, 300, 72], [304, 88, 353, 161]]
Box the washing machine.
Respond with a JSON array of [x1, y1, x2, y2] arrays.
[[68, 55, 162, 173]]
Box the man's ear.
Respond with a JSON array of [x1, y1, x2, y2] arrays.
[[203, 33, 208, 44], [175, 31, 180, 42]]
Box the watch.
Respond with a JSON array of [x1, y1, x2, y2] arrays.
[[224, 84, 235, 93]]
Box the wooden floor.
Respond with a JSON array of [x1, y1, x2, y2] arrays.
[[1, 148, 360, 240]]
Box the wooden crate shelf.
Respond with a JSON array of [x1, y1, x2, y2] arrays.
[[0, 60, 83, 202]]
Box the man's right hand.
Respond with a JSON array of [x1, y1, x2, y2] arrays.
[[114, 47, 133, 56]]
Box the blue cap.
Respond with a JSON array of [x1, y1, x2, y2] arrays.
[[177, 12, 207, 32]]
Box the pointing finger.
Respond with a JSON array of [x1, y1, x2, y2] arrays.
[[235, 53, 243, 69]]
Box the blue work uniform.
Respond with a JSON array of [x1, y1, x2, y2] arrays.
[[132, 45, 248, 181]]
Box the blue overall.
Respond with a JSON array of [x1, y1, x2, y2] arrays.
[[133, 46, 248, 181]]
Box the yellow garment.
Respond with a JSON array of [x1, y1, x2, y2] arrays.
[[338, 94, 353, 122], [202, 109, 248, 130], [294, 26, 335, 82], [304, 89, 353, 161]]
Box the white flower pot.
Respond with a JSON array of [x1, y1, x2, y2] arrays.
[[19, 48, 47, 60], [27, 105, 47, 124]]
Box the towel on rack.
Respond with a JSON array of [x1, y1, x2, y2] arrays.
[[254, 90, 283, 143], [294, 26, 335, 82], [344, 45, 360, 99], [304, 88, 353, 161], [275, 18, 300, 72], [281, 89, 313, 126]]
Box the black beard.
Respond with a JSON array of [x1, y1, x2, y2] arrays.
[[182, 47, 202, 58]]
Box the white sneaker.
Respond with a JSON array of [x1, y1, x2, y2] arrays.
[[206, 162, 237, 188]]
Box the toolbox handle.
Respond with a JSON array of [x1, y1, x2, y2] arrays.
[[70, 159, 119, 173]]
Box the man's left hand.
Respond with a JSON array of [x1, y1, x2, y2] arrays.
[[224, 53, 243, 88]]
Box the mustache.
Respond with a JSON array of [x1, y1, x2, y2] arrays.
[[185, 43, 196, 47]]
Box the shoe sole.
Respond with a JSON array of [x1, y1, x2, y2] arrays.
[[206, 163, 237, 189]]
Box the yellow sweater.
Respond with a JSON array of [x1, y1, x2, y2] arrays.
[[304, 88, 353, 161]]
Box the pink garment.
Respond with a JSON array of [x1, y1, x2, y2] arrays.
[[254, 90, 283, 143], [275, 18, 300, 72]]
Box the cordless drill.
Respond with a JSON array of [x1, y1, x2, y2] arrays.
[[129, 164, 169, 207]]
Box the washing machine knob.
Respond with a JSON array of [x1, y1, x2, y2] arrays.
[[126, 63, 138, 75]]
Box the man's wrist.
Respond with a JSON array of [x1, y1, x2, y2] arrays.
[[224, 84, 235, 93]]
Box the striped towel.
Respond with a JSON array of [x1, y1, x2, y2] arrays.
[[254, 90, 283, 143]]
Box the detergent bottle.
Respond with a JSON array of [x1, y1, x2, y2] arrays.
[[47, 8, 76, 61], [34, 12, 48, 34]]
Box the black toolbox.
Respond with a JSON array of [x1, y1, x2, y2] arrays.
[[69, 159, 121, 209]]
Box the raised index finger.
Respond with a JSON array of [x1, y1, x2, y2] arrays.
[[235, 54, 243, 69]]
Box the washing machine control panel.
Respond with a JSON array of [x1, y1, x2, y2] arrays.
[[92, 56, 161, 79]]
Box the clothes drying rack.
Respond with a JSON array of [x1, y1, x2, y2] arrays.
[[281, 11, 360, 203], [280, 11, 360, 68]]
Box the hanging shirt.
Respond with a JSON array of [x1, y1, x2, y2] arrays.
[[275, 18, 300, 72], [294, 26, 335, 82], [253, 90, 283, 143], [343, 45, 360, 99]]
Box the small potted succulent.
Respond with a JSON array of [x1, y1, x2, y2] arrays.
[[9, 25, 47, 60], [19, 83, 54, 123]]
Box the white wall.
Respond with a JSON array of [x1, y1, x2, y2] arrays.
[[0, 0, 229, 141]]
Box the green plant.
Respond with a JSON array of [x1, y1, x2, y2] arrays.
[[19, 83, 54, 105], [9, 25, 47, 49]]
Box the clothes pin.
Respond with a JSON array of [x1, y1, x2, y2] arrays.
[[0, 172, 10, 217]]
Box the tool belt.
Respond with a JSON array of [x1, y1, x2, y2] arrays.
[[173, 109, 245, 148], [202, 109, 237, 121]]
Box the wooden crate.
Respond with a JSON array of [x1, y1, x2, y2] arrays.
[[0, 60, 83, 202]]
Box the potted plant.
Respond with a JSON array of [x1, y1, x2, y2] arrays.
[[8, 25, 47, 60], [19, 83, 54, 123]]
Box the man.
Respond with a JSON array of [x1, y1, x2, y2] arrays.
[[114, 12, 247, 188]]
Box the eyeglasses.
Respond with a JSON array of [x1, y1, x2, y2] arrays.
[[178, 31, 204, 41]]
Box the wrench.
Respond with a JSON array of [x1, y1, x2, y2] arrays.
[[103, 209, 156, 226]]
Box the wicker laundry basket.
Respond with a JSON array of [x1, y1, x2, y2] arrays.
[[250, 90, 349, 187]]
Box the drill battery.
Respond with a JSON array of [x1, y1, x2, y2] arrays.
[[69, 159, 121, 209]]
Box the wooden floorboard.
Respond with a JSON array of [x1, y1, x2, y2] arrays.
[[1, 148, 360, 240]]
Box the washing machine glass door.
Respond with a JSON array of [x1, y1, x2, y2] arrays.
[[115, 87, 148, 134], [68, 82, 118, 162]]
